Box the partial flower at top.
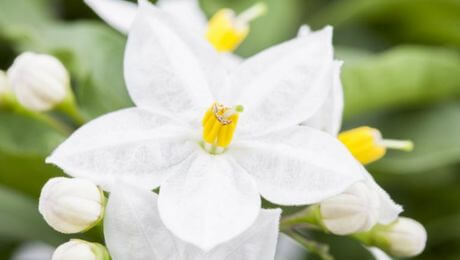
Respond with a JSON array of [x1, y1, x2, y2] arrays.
[[85, 0, 206, 34], [47, 0, 365, 251], [104, 182, 281, 260], [85, 0, 265, 52]]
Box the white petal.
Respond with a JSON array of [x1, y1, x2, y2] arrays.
[[125, 0, 227, 120], [205, 209, 281, 260], [158, 151, 261, 251], [104, 183, 179, 260], [362, 170, 403, 224], [230, 126, 363, 205], [157, 0, 207, 34], [46, 108, 197, 191], [226, 27, 334, 136], [105, 183, 280, 260], [302, 60, 344, 135], [85, 0, 137, 34]]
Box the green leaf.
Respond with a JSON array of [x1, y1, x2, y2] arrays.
[[341, 46, 460, 118], [0, 185, 65, 246], [35, 22, 133, 119], [0, 111, 65, 197], [359, 102, 460, 174], [0, 0, 132, 119], [309, 0, 460, 48]]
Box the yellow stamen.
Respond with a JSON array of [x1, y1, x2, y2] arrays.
[[206, 2, 267, 52], [202, 103, 243, 154], [338, 126, 414, 165]]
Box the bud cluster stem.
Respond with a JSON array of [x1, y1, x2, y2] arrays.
[[280, 205, 326, 232]]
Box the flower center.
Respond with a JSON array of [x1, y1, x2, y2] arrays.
[[339, 126, 414, 165], [206, 2, 267, 52], [202, 103, 243, 154]]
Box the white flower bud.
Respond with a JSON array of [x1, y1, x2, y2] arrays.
[[39, 177, 105, 234], [377, 217, 427, 257], [52, 240, 109, 260], [7, 52, 70, 111], [320, 182, 380, 235]]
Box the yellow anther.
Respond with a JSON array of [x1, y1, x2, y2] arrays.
[[206, 2, 267, 52], [339, 126, 414, 165], [202, 103, 242, 154]]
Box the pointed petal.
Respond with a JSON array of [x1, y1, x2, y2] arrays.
[[230, 126, 363, 205], [104, 183, 179, 260], [105, 183, 280, 260], [226, 27, 334, 136], [85, 0, 137, 34], [158, 152, 261, 251], [302, 60, 344, 136], [362, 171, 403, 224], [125, 0, 226, 120], [206, 209, 281, 260], [46, 108, 197, 191], [157, 0, 207, 34]]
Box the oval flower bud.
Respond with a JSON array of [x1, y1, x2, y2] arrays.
[[320, 182, 380, 235], [39, 177, 105, 234], [7, 52, 70, 111], [377, 217, 427, 257], [52, 240, 110, 260]]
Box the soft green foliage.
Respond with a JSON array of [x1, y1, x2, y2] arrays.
[[367, 103, 460, 174], [0, 185, 65, 246], [341, 46, 460, 118], [0, 112, 65, 197]]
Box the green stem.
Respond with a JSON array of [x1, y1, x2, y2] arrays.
[[56, 91, 86, 126], [284, 229, 334, 260], [280, 205, 326, 232], [14, 104, 71, 136]]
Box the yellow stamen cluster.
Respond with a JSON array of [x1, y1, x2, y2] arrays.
[[206, 3, 267, 52], [202, 103, 242, 154], [339, 126, 414, 165]]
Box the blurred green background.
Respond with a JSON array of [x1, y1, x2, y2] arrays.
[[1, 0, 460, 259]]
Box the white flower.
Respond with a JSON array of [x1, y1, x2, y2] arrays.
[[7, 52, 70, 111], [85, 0, 207, 34], [297, 26, 403, 226], [39, 177, 105, 234], [52, 240, 110, 260], [104, 182, 281, 260], [377, 217, 427, 257], [47, 0, 365, 250], [320, 182, 380, 235]]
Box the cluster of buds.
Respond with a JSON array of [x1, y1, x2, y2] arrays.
[[39, 177, 109, 259]]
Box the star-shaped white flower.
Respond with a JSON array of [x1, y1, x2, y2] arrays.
[[105, 182, 281, 260], [47, 0, 365, 250]]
